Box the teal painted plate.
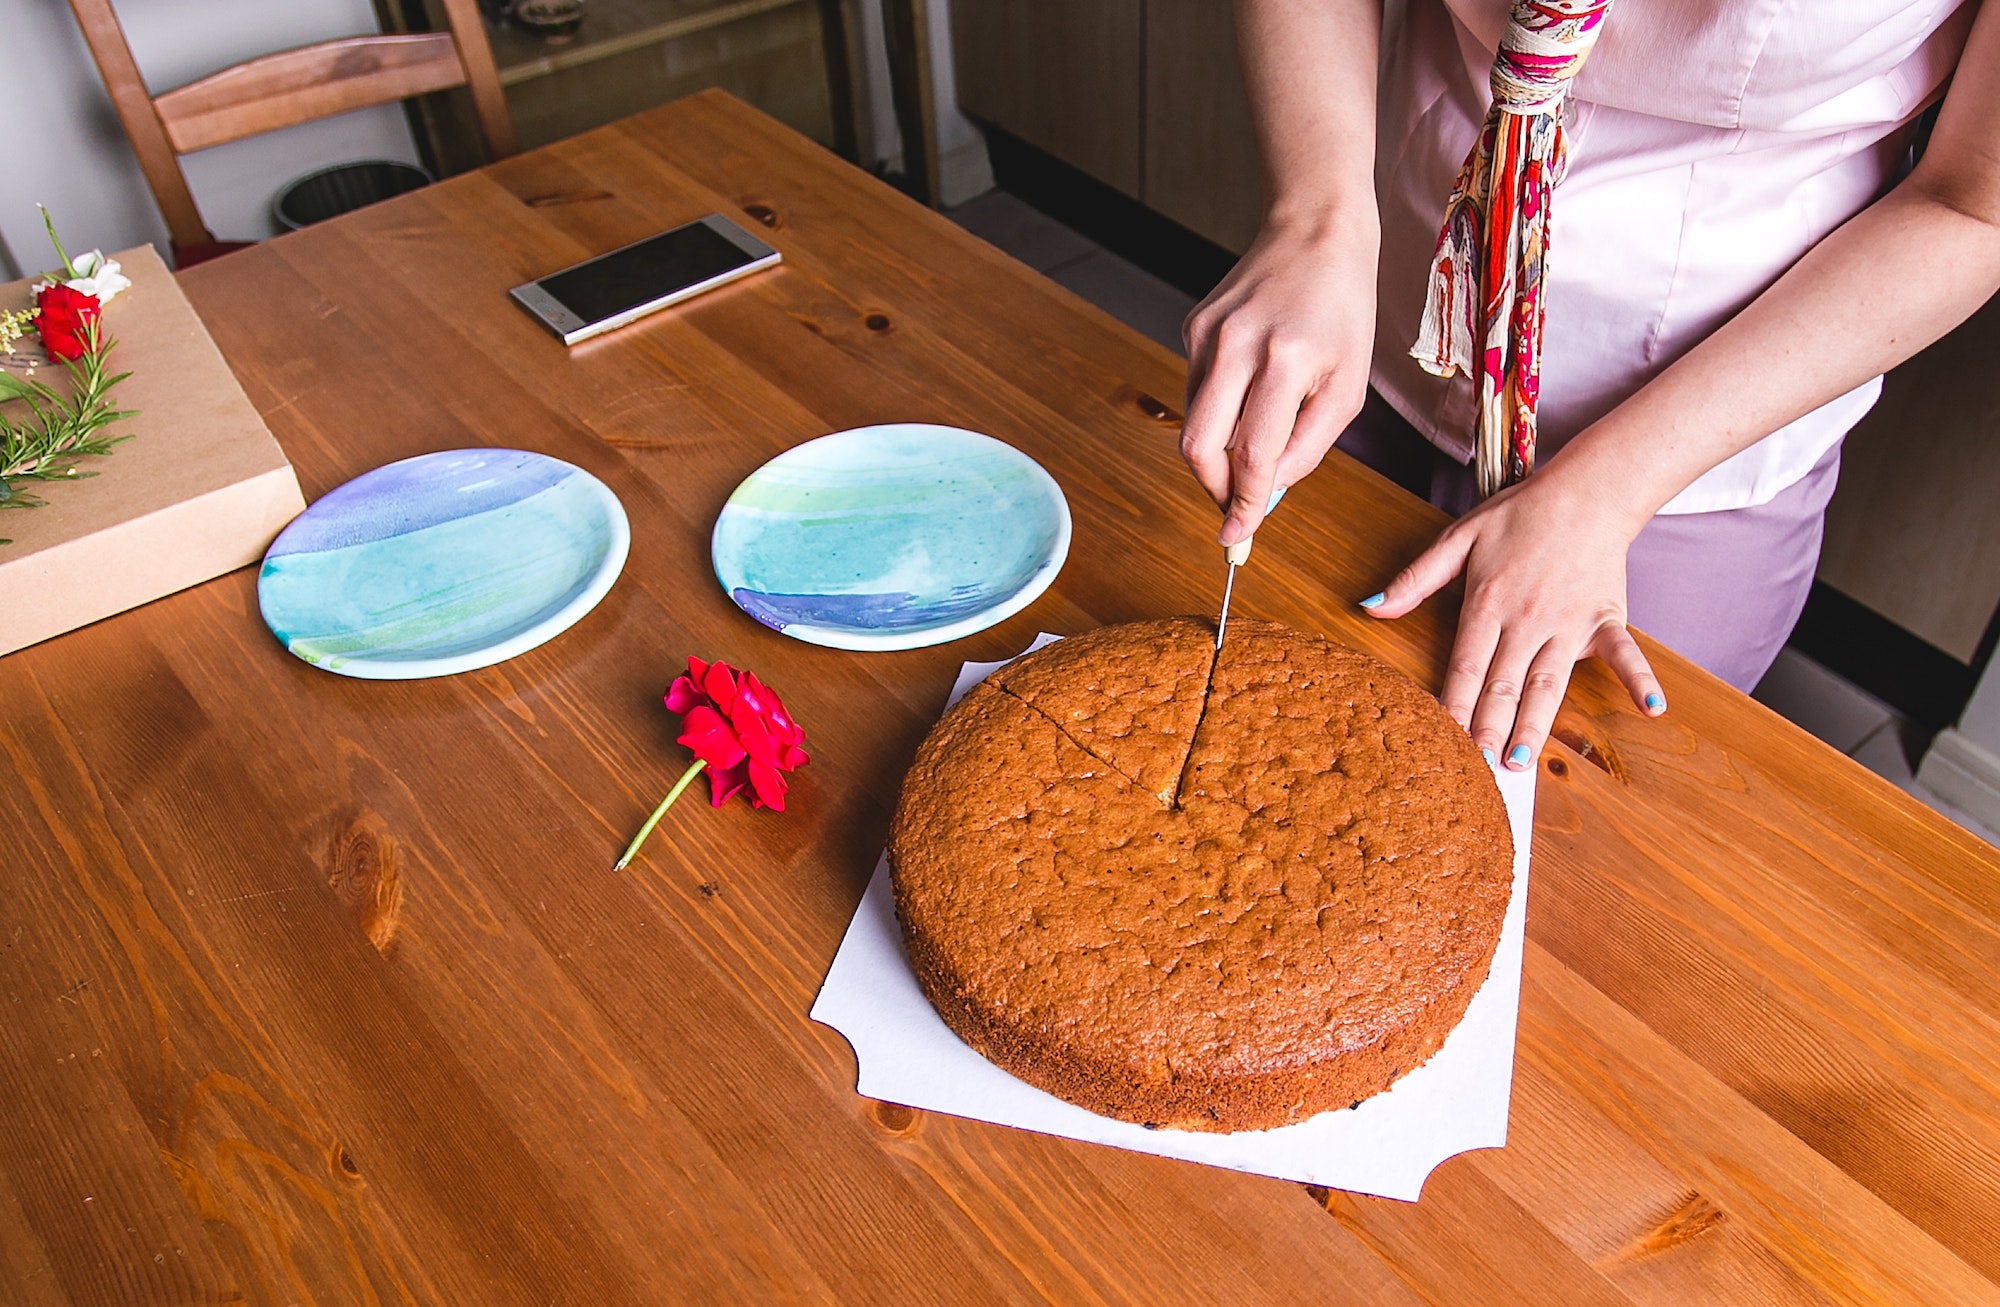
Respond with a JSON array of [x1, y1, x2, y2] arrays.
[[712, 424, 1070, 651], [259, 448, 629, 679]]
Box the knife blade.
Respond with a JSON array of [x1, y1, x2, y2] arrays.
[[1215, 487, 1285, 651], [1216, 536, 1252, 651]]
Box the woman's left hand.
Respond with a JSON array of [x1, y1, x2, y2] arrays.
[[1361, 469, 1669, 769]]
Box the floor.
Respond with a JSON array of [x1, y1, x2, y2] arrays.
[[943, 188, 2000, 850]]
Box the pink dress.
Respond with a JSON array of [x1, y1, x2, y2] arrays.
[[1354, 0, 1977, 687]]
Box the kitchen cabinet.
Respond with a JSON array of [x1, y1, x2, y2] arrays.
[[1143, 0, 1261, 252], [949, 0, 1143, 201], [952, 0, 1259, 252], [1820, 295, 2000, 666]]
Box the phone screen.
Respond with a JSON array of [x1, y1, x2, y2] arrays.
[[538, 222, 757, 325]]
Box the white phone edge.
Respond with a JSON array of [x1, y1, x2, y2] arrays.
[[508, 213, 782, 347]]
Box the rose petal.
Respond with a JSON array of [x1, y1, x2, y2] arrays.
[[706, 758, 750, 807], [744, 674, 795, 730], [731, 703, 783, 767], [677, 705, 747, 769], [702, 660, 739, 713], [747, 760, 788, 811], [664, 673, 704, 715]]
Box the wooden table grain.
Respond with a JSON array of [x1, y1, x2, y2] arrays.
[[6, 91, 2000, 1305]]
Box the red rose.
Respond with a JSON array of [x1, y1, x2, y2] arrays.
[[616, 655, 811, 868], [665, 656, 810, 810], [34, 282, 100, 362]]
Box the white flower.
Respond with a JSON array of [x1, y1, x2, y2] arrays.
[[34, 250, 132, 307], [65, 251, 132, 305]]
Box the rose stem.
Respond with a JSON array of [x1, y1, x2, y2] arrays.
[[613, 758, 708, 870]]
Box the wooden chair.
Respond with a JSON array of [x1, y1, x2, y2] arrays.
[[66, 0, 518, 267]]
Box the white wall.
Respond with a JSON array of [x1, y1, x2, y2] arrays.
[[0, 0, 986, 281], [0, 0, 421, 277]]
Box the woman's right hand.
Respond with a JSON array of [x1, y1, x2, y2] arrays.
[[1180, 207, 1380, 544]]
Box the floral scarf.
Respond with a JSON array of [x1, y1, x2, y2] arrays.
[[1410, 0, 1614, 498]]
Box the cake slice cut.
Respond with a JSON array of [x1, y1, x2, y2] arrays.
[[991, 617, 1215, 804]]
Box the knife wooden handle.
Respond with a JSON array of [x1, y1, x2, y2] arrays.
[[1219, 487, 1281, 569]]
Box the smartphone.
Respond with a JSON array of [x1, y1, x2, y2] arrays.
[[509, 213, 782, 345]]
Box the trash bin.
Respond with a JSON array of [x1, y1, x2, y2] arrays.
[[274, 161, 434, 231]]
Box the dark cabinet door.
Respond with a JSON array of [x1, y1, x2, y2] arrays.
[[1144, 0, 1262, 253], [950, 0, 1144, 198]]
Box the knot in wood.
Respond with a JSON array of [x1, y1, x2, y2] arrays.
[[1551, 722, 1623, 780], [867, 1100, 919, 1135], [327, 810, 404, 955]]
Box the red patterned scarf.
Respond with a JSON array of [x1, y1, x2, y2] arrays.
[[1411, 0, 1614, 498]]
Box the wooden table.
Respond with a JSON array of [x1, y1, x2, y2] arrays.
[[6, 92, 2000, 1305]]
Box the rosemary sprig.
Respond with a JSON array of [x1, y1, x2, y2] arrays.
[[0, 322, 137, 543]]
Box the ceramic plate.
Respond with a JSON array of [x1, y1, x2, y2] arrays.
[[259, 448, 629, 679], [711, 424, 1071, 650]]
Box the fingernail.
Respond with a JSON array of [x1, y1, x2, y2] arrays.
[[1359, 592, 1385, 610], [1480, 747, 1496, 766], [1645, 692, 1665, 711], [1218, 516, 1246, 546], [1507, 744, 1532, 769]]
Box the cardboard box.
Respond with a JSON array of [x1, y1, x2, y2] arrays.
[[0, 245, 304, 656]]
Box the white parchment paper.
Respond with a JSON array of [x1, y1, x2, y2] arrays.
[[811, 635, 1535, 1201]]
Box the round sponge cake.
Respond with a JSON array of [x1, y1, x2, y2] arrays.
[[888, 618, 1514, 1132]]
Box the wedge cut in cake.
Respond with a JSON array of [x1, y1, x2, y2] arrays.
[[990, 617, 1215, 804], [889, 618, 1513, 1133]]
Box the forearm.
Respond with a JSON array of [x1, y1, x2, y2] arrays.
[[1234, 0, 1381, 230], [1545, 181, 2000, 530]]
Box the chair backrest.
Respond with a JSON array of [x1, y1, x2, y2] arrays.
[[66, 0, 517, 256]]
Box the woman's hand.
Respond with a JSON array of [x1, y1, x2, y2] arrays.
[[1363, 465, 1668, 769], [1180, 209, 1379, 544]]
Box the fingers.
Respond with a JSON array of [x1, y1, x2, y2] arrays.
[[1364, 523, 1474, 620], [1592, 620, 1666, 716], [1179, 342, 1252, 511], [1501, 639, 1575, 770], [1490, 624, 1657, 774], [1465, 628, 1545, 764], [1273, 381, 1359, 493], [1219, 350, 1316, 543], [1436, 589, 1500, 732]]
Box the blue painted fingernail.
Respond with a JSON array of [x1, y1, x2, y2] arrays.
[[1507, 745, 1532, 768], [1645, 692, 1665, 711], [1480, 747, 1496, 766], [1360, 592, 1385, 609]]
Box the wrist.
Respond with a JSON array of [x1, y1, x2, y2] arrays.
[[1260, 188, 1380, 250], [1531, 445, 1656, 545]]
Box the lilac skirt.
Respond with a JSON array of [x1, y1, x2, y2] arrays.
[[1335, 393, 1839, 691]]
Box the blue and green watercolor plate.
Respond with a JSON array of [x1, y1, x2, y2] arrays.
[[712, 424, 1071, 651], [258, 449, 629, 679]]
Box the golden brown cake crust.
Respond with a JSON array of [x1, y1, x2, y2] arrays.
[[889, 619, 1514, 1133], [990, 618, 1215, 803]]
